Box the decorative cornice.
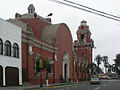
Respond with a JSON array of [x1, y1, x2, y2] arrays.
[[22, 38, 57, 53], [76, 29, 91, 34], [22, 33, 58, 50], [74, 42, 93, 48]]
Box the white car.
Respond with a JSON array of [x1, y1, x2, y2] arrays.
[[90, 77, 101, 84]]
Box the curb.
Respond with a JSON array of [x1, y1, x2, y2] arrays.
[[0, 81, 90, 90]]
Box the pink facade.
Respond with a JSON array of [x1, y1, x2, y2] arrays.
[[8, 4, 94, 85], [74, 20, 94, 81]]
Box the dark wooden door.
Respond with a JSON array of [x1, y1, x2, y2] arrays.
[[0, 66, 3, 86], [5, 67, 19, 86], [64, 64, 67, 79]]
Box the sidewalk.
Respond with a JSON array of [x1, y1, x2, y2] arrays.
[[0, 81, 89, 90]]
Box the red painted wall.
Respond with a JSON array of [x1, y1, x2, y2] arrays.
[[21, 23, 74, 84], [56, 24, 73, 82]]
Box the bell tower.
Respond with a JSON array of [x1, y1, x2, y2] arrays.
[[74, 20, 94, 81], [76, 20, 91, 44], [74, 20, 94, 68]]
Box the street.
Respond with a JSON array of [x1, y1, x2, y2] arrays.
[[43, 80, 120, 90], [0, 80, 120, 90]]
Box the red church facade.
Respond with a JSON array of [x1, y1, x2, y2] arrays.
[[8, 4, 74, 85], [8, 4, 94, 85], [73, 20, 94, 82]]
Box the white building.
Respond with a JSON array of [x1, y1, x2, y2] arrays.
[[0, 18, 22, 86]]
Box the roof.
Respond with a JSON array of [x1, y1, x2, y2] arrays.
[[41, 24, 60, 44], [41, 23, 73, 44], [81, 20, 87, 23], [16, 13, 52, 24], [8, 19, 33, 34]]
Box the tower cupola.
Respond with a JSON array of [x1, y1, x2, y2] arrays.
[[76, 20, 91, 43], [28, 4, 35, 13], [81, 20, 87, 26]]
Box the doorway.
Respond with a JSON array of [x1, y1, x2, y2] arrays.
[[64, 64, 67, 79], [0, 66, 3, 86], [5, 67, 19, 86]]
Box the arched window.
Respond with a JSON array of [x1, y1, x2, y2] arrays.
[[0, 39, 3, 55], [80, 65, 81, 72], [13, 43, 19, 58], [81, 34, 85, 42], [5, 40, 11, 56], [75, 64, 78, 73], [34, 55, 41, 75]]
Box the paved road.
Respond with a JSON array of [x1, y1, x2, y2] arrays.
[[45, 80, 120, 90], [0, 80, 120, 90]]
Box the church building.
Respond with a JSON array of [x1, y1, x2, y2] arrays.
[[8, 4, 74, 84], [5, 4, 94, 85]]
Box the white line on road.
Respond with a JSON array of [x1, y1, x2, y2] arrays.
[[95, 87, 100, 90]]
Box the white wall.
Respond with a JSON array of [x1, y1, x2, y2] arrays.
[[0, 18, 22, 86]]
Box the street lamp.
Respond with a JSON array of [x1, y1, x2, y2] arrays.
[[47, 13, 53, 17], [52, 42, 55, 83]]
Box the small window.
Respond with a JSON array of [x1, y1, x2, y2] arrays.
[[81, 26, 84, 29], [81, 34, 84, 42], [47, 57, 53, 73], [75, 64, 78, 73], [13, 43, 19, 58], [83, 66, 85, 73], [34, 56, 40, 75], [81, 53, 84, 57], [80, 65, 81, 72], [0, 39, 3, 55], [47, 64, 52, 73], [5, 40, 11, 56]]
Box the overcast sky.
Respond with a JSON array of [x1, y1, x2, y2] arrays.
[[0, 0, 120, 67]]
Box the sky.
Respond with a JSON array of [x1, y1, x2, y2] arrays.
[[0, 0, 120, 67]]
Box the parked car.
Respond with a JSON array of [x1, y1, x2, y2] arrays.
[[90, 77, 101, 84], [111, 77, 117, 79], [101, 76, 110, 79]]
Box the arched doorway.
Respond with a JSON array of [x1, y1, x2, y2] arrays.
[[0, 66, 3, 86], [5, 67, 19, 86], [63, 52, 69, 79], [64, 64, 68, 79]]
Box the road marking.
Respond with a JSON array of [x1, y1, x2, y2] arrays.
[[95, 87, 100, 90]]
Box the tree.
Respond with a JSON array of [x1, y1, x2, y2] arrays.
[[36, 56, 51, 86], [94, 55, 102, 73], [108, 64, 113, 73], [114, 53, 120, 75], [102, 56, 109, 73], [114, 53, 120, 66], [87, 63, 97, 78], [36, 56, 51, 71], [111, 64, 117, 72]]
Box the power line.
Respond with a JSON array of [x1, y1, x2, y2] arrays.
[[63, 0, 120, 19], [49, 0, 120, 22]]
